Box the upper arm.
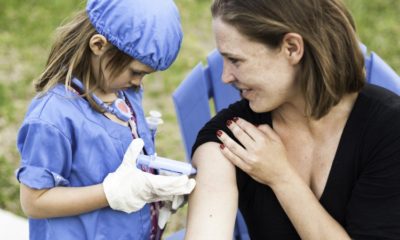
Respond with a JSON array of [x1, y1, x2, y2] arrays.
[[16, 121, 72, 189], [185, 142, 238, 240]]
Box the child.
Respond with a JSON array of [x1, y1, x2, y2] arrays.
[[15, 0, 195, 239]]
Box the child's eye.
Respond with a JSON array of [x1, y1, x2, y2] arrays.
[[130, 70, 144, 77]]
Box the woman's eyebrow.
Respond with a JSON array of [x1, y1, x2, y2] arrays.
[[219, 51, 241, 59]]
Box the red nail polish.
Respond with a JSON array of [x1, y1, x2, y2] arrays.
[[226, 120, 233, 127], [233, 117, 239, 122], [216, 130, 223, 137], [220, 144, 225, 149]]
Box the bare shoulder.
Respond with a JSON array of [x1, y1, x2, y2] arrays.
[[192, 142, 236, 184]]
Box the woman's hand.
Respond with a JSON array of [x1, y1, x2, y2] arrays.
[[216, 117, 292, 186], [217, 118, 352, 240]]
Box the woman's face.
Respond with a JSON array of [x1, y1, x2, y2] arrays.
[[212, 18, 300, 113]]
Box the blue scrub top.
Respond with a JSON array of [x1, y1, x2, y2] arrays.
[[16, 83, 155, 240]]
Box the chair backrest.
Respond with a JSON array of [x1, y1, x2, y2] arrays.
[[172, 50, 241, 161], [364, 51, 400, 94], [360, 43, 400, 93], [164, 228, 186, 240], [172, 63, 213, 161]]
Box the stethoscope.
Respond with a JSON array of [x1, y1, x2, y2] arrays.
[[70, 78, 132, 122], [70, 78, 164, 150], [70, 78, 141, 140]]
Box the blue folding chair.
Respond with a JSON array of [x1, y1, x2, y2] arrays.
[[364, 52, 400, 93], [173, 50, 240, 161], [165, 228, 186, 240], [166, 46, 399, 240], [359, 43, 400, 93]]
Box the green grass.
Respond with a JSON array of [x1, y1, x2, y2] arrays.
[[0, 0, 399, 237], [0, 156, 21, 215], [345, 0, 400, 72]]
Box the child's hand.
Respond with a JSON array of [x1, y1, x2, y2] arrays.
[[102, 139, 196, 214], [157, 194, 186, 229]]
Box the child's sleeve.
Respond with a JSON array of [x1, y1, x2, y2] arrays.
[[15, 120, 72, 189]]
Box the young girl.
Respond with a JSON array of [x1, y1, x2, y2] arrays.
[[15, 0, 195, 239]]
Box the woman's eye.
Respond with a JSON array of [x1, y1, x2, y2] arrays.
[[228, 57, 239, 65]]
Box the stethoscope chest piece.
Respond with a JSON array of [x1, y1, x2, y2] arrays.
[[111, 98, 132, 122], [70, 78, 133, 122]]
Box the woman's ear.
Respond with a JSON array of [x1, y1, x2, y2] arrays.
[[282, 32, 304, 65], [89, 34, 109, 56]]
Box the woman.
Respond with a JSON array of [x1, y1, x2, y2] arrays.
[[16, 0, 195, 239], [186, 0, 400, 239]]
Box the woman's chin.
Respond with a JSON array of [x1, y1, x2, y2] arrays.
[[248, 100, 273, 113], [248, 101, 262, 113]]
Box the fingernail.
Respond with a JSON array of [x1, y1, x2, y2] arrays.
[[233, 117, 239, 122], [226, 120, 233, 127], [220, 144, 225, 149], [216, 130, 223, 137]]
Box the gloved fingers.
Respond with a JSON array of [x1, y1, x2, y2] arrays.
[[171, 195, 185, 210], [122, 138, 144, 168], [144, 174, 196, 196], [140, 192, 174, 203], [158, 204, 172, 229], [103, 171, 147, 213]]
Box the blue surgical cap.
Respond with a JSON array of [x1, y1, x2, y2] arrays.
[[86, 0, 183, 71]]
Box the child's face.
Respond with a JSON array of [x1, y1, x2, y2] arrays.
[[103, 60, 155, 93]]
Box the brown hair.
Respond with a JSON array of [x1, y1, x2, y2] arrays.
[[35, 10, 132, 112], [212, 0, 365, 119]]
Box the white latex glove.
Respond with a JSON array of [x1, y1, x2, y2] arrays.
[[157, 169, 190, 229], [158, 194, 186, 229], [103, 138, 196, 213]]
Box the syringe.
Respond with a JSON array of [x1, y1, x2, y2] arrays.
[[146, 110, 164, 145], [137, 154, 197, 175]]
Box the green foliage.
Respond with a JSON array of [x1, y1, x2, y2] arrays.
[[0, 83, 12, 120], [344, 0, 400, 73], [0, 156, 21, 215], [0, 0, 90, 218]]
